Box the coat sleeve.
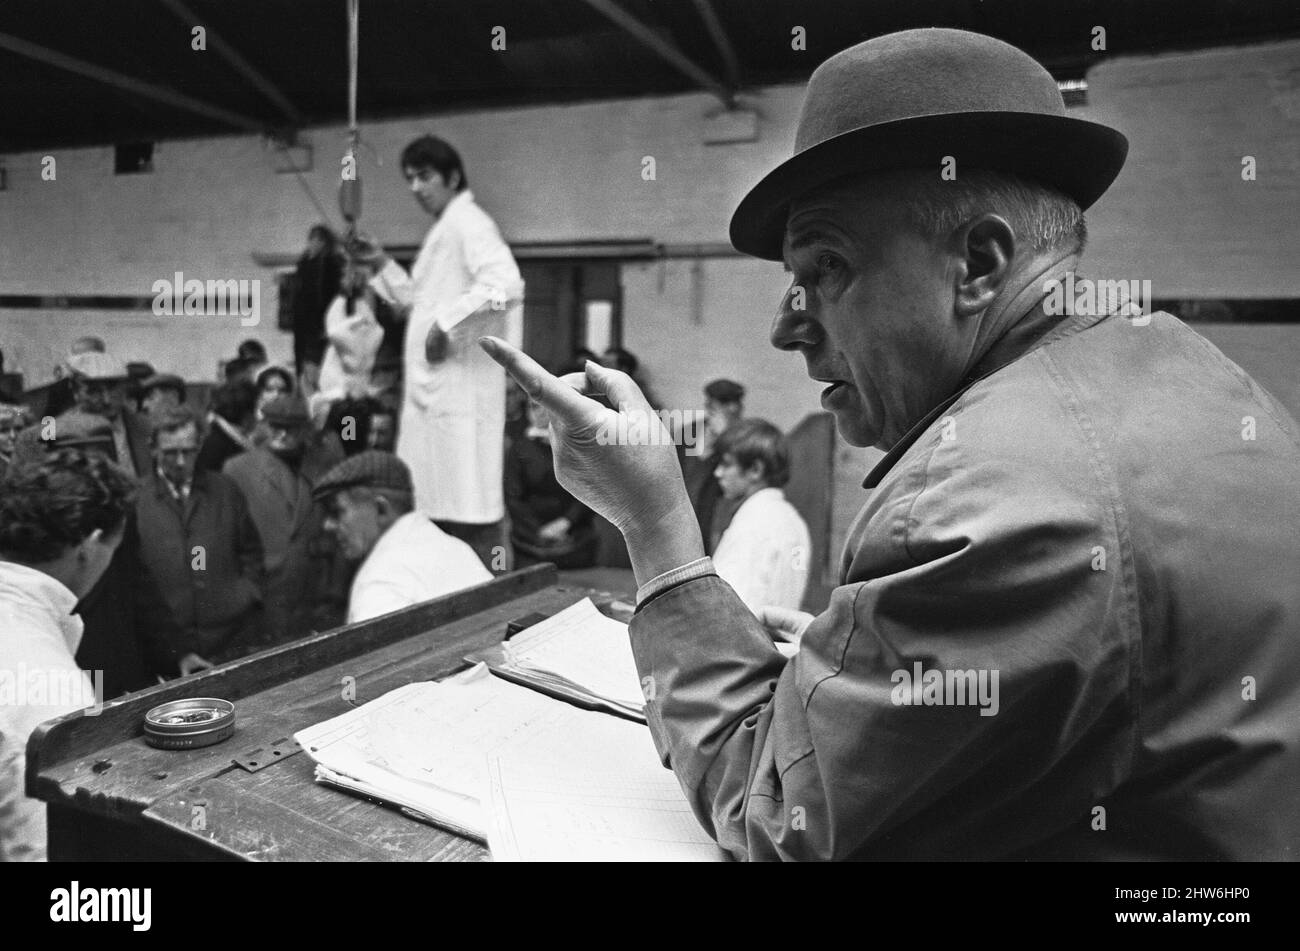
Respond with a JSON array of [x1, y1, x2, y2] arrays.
[[123, 515, 187, 674], [369, 259, 414, 314], [231, 485, 266, 599], [435, 212, 523, 333], [0, 713, 45, 861], [629, 444, 1138, 860]]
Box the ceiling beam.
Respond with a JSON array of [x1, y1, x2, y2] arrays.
[[577, 0, 734, 106], [689, 0, 741, 92], [157, 0, 305, 126], [0, 31, 268, 133]]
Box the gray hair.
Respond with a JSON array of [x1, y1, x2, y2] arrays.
[[888, 168, 1087, 255]]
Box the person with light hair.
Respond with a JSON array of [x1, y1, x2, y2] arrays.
[[479, 29, 1300, 859]]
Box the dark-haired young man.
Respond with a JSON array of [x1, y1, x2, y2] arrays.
[[710, 419, 810, 616], [0, 449, 135, 860], [348, 135, 524, 568]]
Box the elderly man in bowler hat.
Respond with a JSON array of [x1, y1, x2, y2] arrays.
[[480, 29, 1300, 860]]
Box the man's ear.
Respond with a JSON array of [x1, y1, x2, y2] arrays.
[[77, 528, 104, 561], [952, 213, 1015, 318]]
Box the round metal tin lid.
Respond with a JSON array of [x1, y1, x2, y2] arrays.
[[144, 698, 235, 737]]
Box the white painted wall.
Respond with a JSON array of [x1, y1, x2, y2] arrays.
[[1, 39, 1297, 544]]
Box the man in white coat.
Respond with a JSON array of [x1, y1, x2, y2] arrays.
[[314, 450, 491, 624], [351, 136, 523, 567]]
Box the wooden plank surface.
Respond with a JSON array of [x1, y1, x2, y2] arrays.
[[30, 567, 634, 860], [143, 752, 488, 862]]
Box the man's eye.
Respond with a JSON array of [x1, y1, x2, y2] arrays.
[[817, 253, 842, 273]]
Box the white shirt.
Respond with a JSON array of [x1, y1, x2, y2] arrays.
[[369, 190, 524, 522], [348, 511, 494, 624], [711, 488, 812, 616], [0, 562, 98, 861], [314, 294, 383, 416]]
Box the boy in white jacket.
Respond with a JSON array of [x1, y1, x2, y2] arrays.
[[710, 419, 811, 618]]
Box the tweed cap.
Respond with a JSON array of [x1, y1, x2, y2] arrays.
[[261, 394, 311, 427], [313, 450, 413, 502]]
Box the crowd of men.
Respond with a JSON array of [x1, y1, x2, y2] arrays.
[[0, 133, 817, 861]]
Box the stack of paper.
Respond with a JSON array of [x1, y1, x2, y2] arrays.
[[293, 665, 568, 841], [295, 598, 726, 859], [485, 707, 727, 862], [466, 597, 646, 721]]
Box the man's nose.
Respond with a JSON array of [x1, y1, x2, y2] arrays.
[[770, 285, 820, 352]]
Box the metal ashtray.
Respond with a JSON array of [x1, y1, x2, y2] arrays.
[[143, 698, 236, 750]]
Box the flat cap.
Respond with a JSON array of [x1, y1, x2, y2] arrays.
[[140, 373, 186, 397], [313, 450, 413, 502], [704, 379, 745, 403], [65, 351, 128, 381], [261, 394, 311, 427]]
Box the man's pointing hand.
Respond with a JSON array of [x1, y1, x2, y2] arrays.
[[478, 335, 705, 586]]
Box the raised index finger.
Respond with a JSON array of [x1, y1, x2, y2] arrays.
[[478, 336, 596, 426]]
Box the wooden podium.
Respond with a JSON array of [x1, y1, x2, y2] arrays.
[[27, 565, 631, 861]]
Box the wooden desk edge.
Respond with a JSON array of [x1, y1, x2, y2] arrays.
[[27, 564, 560, 806]]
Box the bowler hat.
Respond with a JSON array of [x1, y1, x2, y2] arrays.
[[730, 28, 1128, 261]]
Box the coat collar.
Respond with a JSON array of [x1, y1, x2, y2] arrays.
[[863, 301, 1114, 489]]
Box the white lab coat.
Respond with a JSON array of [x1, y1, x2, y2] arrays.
[[348, 511, 493, 623], [711, 487, 812, 615], [370, 191, 524, 522], [0, 562, 97, 861]]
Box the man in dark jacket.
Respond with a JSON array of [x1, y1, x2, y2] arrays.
[[223, 396, 341, 643], [292, 225, 343, 378], [136, 406, 264, 665], [680, 378, 746, 554]]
